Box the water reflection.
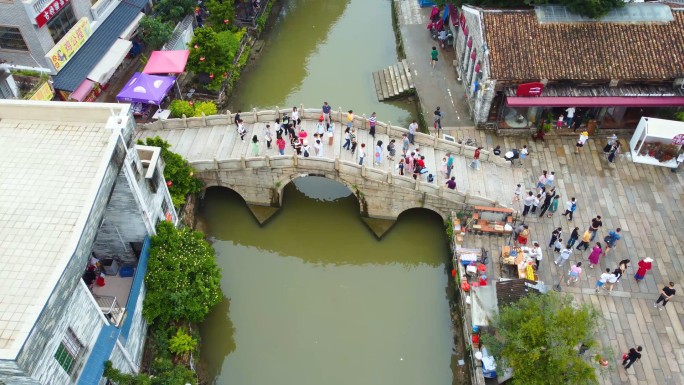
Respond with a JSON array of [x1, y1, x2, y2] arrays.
[[201, 182, 448, 267], [229, 0, 417, 126], [197, 178, 454, 385]]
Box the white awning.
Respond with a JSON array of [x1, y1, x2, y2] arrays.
[[120, 12, 144, 40], [87, 39, 132, 85]]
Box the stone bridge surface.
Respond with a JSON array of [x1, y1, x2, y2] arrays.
[[137, 107, 524, 236]]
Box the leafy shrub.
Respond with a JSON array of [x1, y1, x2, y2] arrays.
[[169, 100, 195, 118], [193, 101, 217, 117], [676, 112, 684, 122], [154, 0, 194, 24], [137, 136, 203, 207], [169, 327, 197, 355], [187, 27, 245, 90], [103, 359, 196, 385], [143, 221, 222, 327], [139, 16, 173, 50]]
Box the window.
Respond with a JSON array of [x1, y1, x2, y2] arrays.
[[0, 26, 28, 51], [47, 4, 77, 43], [54, 328, 84, 375]]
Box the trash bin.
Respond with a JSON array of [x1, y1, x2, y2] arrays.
[[102, 258, 119, 276]]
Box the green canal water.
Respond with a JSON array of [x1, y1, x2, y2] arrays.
[[199, 0, 455, 383], [227, 0, 418, 127], [198, 180, 455, 384]]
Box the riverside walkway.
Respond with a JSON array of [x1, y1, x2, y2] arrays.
[[137, 107, 525, 230]]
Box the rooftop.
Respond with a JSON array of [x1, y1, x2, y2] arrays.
[[0, 100, 129, 359], [481, 8, 684, 80]]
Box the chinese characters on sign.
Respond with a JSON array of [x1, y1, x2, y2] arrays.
[[672, 134, 684, 146], [44, 18, 91, 73], [28, 82, 54, 101], [35, 0, 70, 28]]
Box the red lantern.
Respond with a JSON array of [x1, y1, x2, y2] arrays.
[[165, 212, 172, 222], [190, 172, 194, 177], [477, 264, 486, 272], [209, 74, 214, 79], [451, 269, 456, 277], [189, 101, 194, 106], [167, 181, 173, 187], [194, 45, 199, 49], [200, 57, 205, 61], [223, 73, 228, 77], [461, 282, 470, 291], [224, 19, 229, 23]]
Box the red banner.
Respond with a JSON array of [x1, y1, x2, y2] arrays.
[[516, 82, 544, 96], [36, 0, 70, 28]]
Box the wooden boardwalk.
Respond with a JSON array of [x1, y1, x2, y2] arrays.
[[136, 119, 525, 208]]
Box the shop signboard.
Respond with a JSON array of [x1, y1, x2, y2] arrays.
[[672, 134, 684, 145], [35, 0, 71, 28], [44, 17, 92, 72], [516, 82, 544, 96], [28, 81, 54, 101]]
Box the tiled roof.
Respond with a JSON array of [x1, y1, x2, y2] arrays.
[[0, 117, 112, 357], [482, 10, 684, 81], [52, 0, 147, 92]]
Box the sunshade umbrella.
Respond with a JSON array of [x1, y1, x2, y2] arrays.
[[116, 72, 176, 105]]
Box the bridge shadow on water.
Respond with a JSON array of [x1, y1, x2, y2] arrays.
[[197, 177, 450, 268]]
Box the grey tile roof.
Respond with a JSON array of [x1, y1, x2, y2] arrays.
[[52, 0, 147, 92]]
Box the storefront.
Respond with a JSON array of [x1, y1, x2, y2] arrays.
[[454, 4, 684, 134]]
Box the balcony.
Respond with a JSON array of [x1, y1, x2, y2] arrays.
[[93, 295, 126, 326]]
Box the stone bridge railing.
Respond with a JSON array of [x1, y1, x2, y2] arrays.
[[143, 105, 512, 166]]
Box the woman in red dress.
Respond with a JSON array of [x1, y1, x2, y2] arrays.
[[634, 257, 653, 282]]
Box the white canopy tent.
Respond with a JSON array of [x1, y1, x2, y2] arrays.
[[629, 117, 684, 168], [87, 38, 132, 85]]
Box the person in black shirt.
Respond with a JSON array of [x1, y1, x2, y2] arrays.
[[493, 145, 501, 156], [234, 110, 241, 129], [655, 282, 676, 310], [589, 215, 602, 241], [622, 346, 642, 369]]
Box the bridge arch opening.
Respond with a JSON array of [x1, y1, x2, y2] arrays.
[[276, 174, 364, 215], [398, 206, 448, 224]]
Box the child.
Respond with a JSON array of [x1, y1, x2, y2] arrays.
[[282, 112, 290, 126], [347, 110, 354, 129], [328, 122, 334, 146], [350, 129, 358, 154], [567, 227, 580, 247], [554, 238, 563, 253], [397, 158, 405, 176], [511, 184, 522, 205], [439, 157, 448, 175], [557, 114, 564, 129], [237, 119, 246, 143], [520, 145, 528, 166], [567, 262, 582, 285], [427, 174, 435, 184], [302, 140, 310, 157]]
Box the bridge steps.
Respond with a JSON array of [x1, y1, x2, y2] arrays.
[[373, 61, 415, 101], [135, 117, 525, 208]]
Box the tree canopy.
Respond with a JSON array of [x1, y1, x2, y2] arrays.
[[139, 16, 174, 50], [154, 0, 195, 24], [186, 27, 245, 90], [143, 221, 222, 327], [481, 292, 609, 384], [436, 0, 624, 19], [205, 0, 236, 32]]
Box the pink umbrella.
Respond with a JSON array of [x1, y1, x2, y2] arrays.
[[143, 50, 190, 74]]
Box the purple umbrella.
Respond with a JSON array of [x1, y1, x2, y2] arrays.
[[116, 72, 176, 105]]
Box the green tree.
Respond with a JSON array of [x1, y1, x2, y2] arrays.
[[481, 292, 611, 384], [137, 136, 203, 207], [154, 0, 195, 24], [205, 0, 236, 32], [186, 28, 245, 90], [169, 327, 197, 355], [193, 101, 218, 117], [103, 359, 196, 385], [139, 16, 174, 50], [143, 221, 222, 327], [169, 99, 195, 118]]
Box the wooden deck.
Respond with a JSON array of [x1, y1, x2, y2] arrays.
[[136, 120, 525, 208]]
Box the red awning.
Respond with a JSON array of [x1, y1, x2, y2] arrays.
[[506, 96, 684, 108], [143, 50, 190, 74]]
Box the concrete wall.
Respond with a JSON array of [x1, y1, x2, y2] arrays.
[[0, 100, 130, 122], [122, 284, 147, 367]]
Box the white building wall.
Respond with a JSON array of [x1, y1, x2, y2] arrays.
[[125, 283, 148, 366]]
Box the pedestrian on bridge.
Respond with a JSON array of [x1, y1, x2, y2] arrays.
[[408, 120, 418, 145], [402, 134, 409, 156], [375, 141, 383, 166], [237, 120, 246, 143], [359, 144, 366, 166], [433, 107, 444, 131], [369, 112, 377, 138], [298, 128, 307, 144], [447, 152, 454, 178], [343, 127, 351, 150], [350, 129, 358, 154], [347, 110, 354, 129], [328, 122, 334, 146], [276, 135, 285, 155], [264, 124, 272, 151], [292, 107, 299, 129], [251, 135, 259, 156], [388, 139, 396, 161], [322, 102, 332, 125]]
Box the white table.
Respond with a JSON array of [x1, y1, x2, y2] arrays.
[[152, 109, 172, 120]]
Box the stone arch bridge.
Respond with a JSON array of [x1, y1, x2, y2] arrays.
[[137, 106, 524, 236]]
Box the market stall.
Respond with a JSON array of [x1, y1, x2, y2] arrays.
[[501, 245, 539, 281], [470, 206, 514, 235], [142, 50, 189, 74], [629, 117, 684, 168], [116, 73, 176, 120]]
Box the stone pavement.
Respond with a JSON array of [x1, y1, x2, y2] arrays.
[[394, 0, 471, 128], [461, 130, 684, 384]]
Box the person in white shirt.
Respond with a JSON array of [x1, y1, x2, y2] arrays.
[[511, 184, 522, 205], [605, 269, 619, 294], [545, 171, 555, 187], [562, 197, 577, 221], [530, 242, 543, 270], [565, 107, 576, 128], [522, 191, 535, 216], [520, 145, 528, 166], [291, 107, 299, 128], [531, 194, 541, 214], [264, 124, 272, 151], [314, 139, 323, 158], [358, 143, 366, 166], [575, 131, 589, 153], [555, 244, 572, 268], [596, 268, 612, 293]]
